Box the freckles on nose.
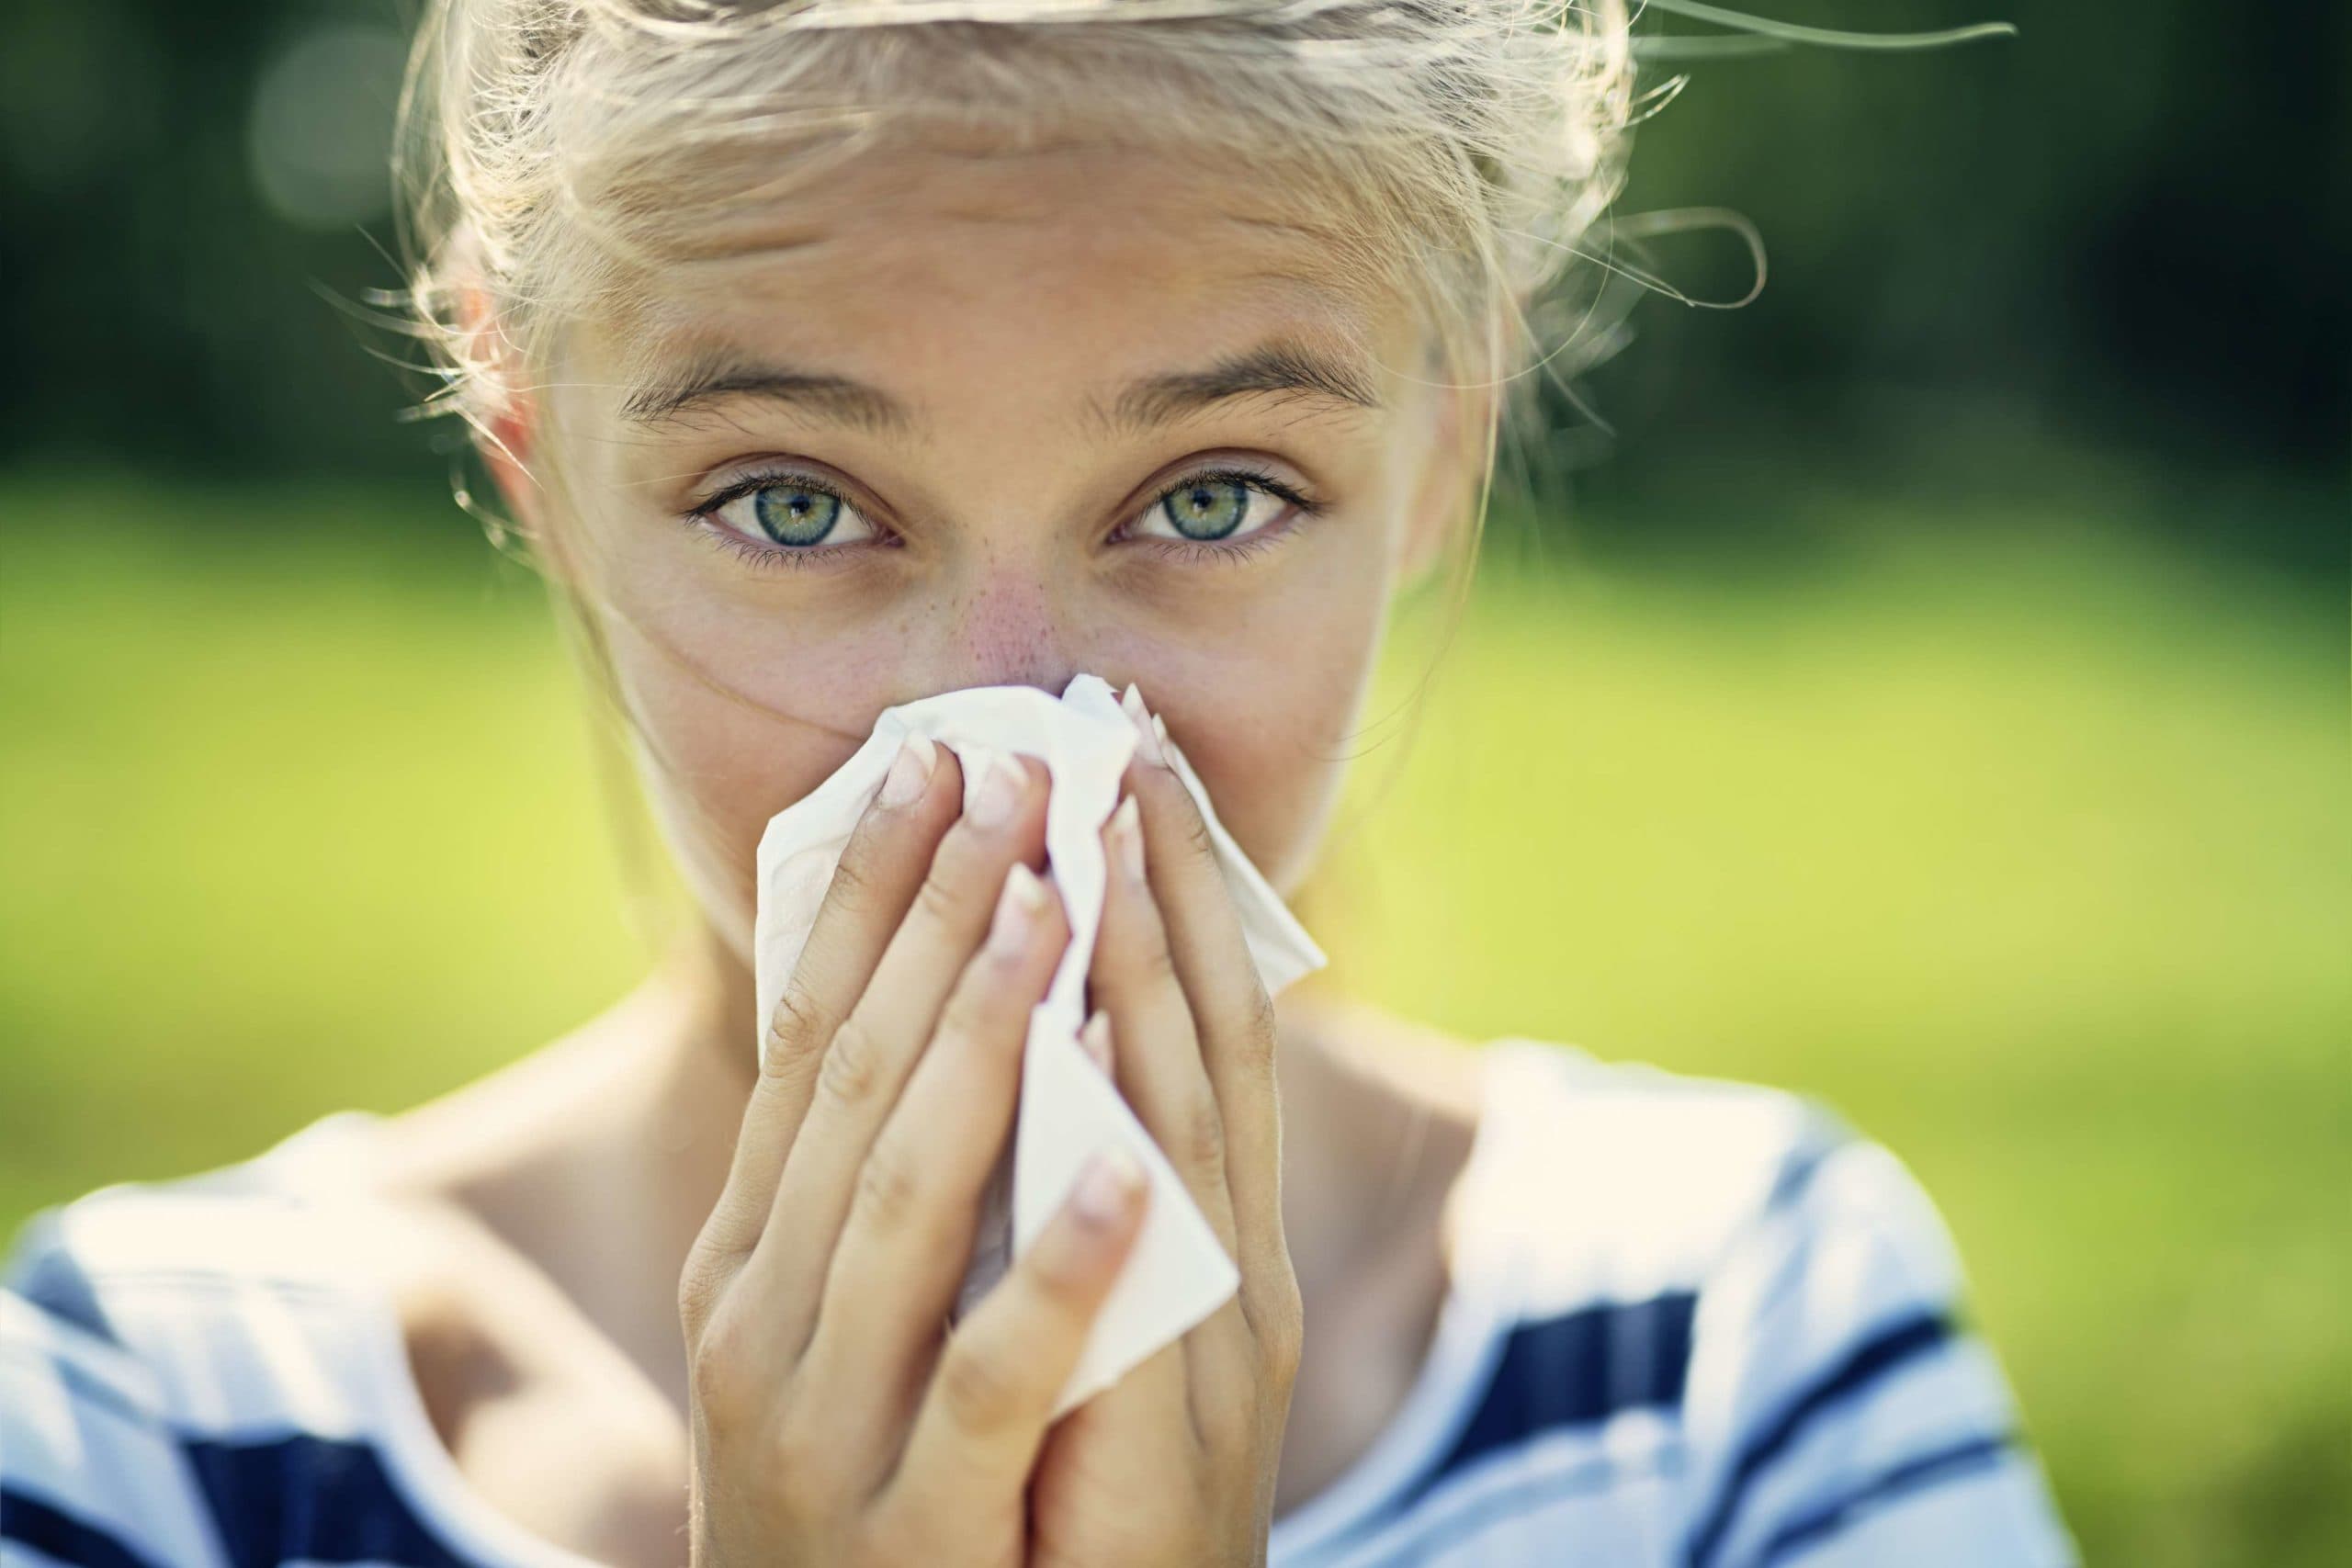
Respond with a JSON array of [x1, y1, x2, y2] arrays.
[[947, 573, 1072, 691]]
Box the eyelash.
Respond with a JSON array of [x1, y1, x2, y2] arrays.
[[684, 464, 1326, 574]]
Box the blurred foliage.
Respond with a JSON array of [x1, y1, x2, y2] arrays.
[[3, 474, 2346, 1563], [1, 1, 2346, 542], [3, 0, 2347, 1562]]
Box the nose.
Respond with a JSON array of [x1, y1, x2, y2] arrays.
[[932, 564, 1082, 695]]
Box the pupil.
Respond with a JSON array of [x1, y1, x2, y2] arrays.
[[753, 484, 841, 547], [1165, 479, 1248, 540]]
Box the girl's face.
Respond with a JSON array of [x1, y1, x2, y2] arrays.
[[516, 134, 1472, 964]]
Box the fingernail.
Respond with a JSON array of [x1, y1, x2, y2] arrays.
[[1120, 683, 1168, 767], [1151, 714, 1177, 771], [1071, 1145, 1144, 1227], [1106, 795, 1145, 884], [876, 735, 935, 809], [1080, 1009, 1114, 1077], [988, 862, 1046, 959], [967, 753, 1024, 829]]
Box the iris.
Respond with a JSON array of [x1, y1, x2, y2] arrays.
[[752, 483, 842, 546], [1159, 479, 1250, 541]]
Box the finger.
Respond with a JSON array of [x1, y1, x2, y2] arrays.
[[1114, 687, 1287, 1279], [1090, 795, 1238, 1261], [1080, 1007, 1114, 1083], [746, 753, 1049, 1344], [886, 1147, 1148, 1517], [802, 864, 1069, 1432], [705, 735, 962, 1263], [1055, 1332, 1194, 1468]]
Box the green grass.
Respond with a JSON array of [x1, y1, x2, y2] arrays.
[[3, 473, 2345, 1563]]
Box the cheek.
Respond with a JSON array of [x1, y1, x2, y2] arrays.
[[1105, 538, 1391, 897], [575, 482, 1396, 943], [595, 601, 910, 963], [560, 488, 924, 952]]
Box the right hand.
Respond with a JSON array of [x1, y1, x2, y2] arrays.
[[676, 739, 1153, 1566]]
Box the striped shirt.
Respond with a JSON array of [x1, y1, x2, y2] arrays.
[[2, 1038, 2075, 1566]]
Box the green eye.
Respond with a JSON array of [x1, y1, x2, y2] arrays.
[[1159, 479, 1252, 541], [1130, 468, 1314, 556], [700, 472, 884, 557], [752, 483, 842, 546]]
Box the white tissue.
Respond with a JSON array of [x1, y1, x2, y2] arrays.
[[752, 672, 1327, 1415]]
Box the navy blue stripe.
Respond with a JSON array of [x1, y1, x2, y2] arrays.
[[1435, 1292, 1697, 1481], [1, 1488, 164, 1568], [182, 1435, 480, 1568], [1318, 1292, 1699, 1558], [2, 1359, 481, 1566], [1395, 1292, 1697, 1516], [1753, 1432, 2015, 1565], [1684, 1308, 1957, 1568]]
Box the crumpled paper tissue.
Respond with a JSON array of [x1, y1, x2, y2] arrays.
[[752, 672, 1327, 1415]]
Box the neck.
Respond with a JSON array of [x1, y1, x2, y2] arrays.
[[399, 919, 1451, 1416], [641, 924, 1420, 1289]]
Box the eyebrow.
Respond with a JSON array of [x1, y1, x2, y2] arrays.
[[620, 355, 913, 435], [619, 334, 1385, 436]]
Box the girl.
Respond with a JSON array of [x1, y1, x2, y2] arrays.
[[1, 1, 2075, 1563]]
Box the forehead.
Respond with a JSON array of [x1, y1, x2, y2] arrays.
[[584, 133, 1419, 435]]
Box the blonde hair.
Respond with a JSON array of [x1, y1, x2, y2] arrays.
[[389, 0, 1643, 946], [396, 0, 1637, 470]]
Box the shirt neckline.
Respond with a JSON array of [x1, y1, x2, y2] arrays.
[[246, 1040, 1556, 1565], [232, 1112, 607, 1568], [1264, 1037, 1547, 1559]]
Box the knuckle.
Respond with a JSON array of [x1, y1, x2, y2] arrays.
[[763, 982, 830, 1077], [1033, 890, 1070, 953], [910, 864, 968, 933], [1255, 1278, 1306, 1382], [1028, 1237, 1096, 1301], [1193, 1358, 1257, 1450], [933, 996, 1008, 1070], [816, 1013, 884, 1107], [941, 953, 1001, 1018], [1180, 1091, 1228, 1176], [676, 1247, 729, 1337], [1101, 902, 1176, 987], [687, 1307, 759, 1423], [938, 1336, 1026, 1433], [1135, 927, 1182, 989], [853, 1141, 923, 1233], [823, 837, 878, 913], [1170, 792, 1219, 864]]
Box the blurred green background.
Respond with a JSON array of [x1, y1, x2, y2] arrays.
[[2, 2, 2346, 1564]]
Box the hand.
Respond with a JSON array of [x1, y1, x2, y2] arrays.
[[677, 740, 1155, 1566], [1027, 692, 1306, 1568]]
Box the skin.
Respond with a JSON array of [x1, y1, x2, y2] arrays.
[[362, 129, 1498, 1563]]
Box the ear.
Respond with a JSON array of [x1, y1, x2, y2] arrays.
[[455, 284, 574, 583], [479, 395, 540, 536], [1394, 369, 1495, 592]]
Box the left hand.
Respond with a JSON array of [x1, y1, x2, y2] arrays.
[[1027, 692, 1305, 1568]]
